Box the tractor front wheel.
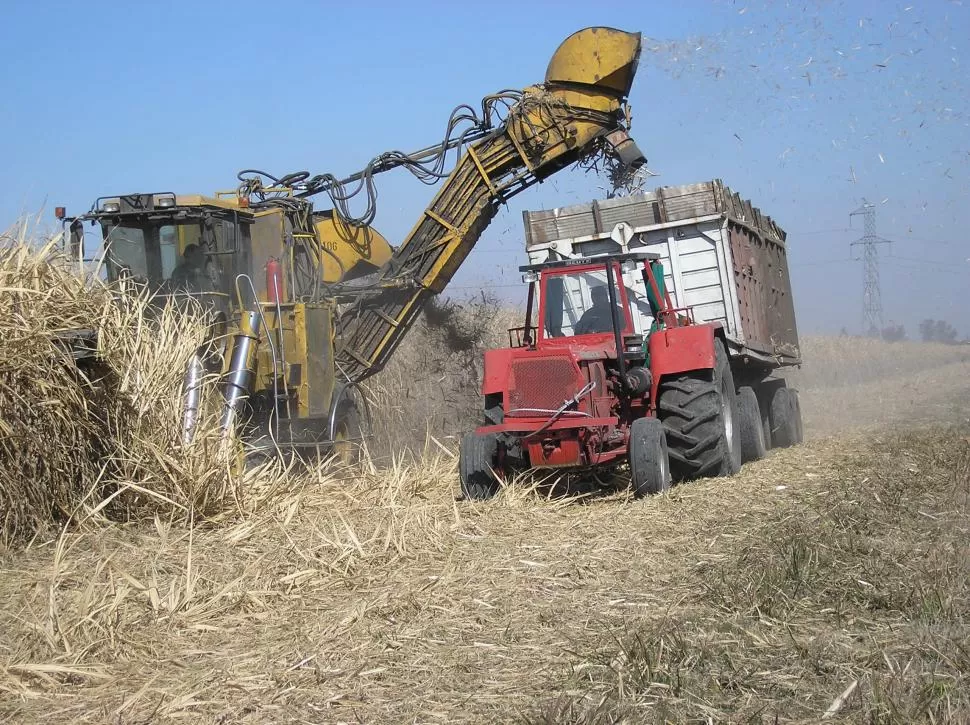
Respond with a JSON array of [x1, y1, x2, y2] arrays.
[[628, 417, 671, 496], [659, 338, 742, 481], [459, 432, 502, 500]]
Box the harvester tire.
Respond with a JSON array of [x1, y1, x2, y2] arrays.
[[738, 386, 767, 463], [769, 387, 803, 448], [628, 417, 671, 496], [460, 432, 501, 500], [332, 401, 364, 465], [658, 338, 742, 481]]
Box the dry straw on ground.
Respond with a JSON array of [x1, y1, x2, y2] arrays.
[[0, 426, 967, 722]]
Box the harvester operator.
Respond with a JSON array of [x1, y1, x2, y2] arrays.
[[170, 244, 213, 293]]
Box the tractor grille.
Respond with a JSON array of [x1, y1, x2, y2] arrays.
[[508, 356, 580, 415]]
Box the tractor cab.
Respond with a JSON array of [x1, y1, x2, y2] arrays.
[[511, 251, 671, 356]]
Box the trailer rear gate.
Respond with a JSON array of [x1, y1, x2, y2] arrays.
[[522, 180, 800, 367]]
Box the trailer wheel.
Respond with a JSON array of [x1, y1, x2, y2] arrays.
[[628, 417, 671, 496], [769, 387, 803, 448], [738, 386, 767, 463], [761, 405, 773, 450], [659, 339, 742, 480], [460, 432, 502, 500]]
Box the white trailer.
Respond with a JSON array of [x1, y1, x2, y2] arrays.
[[522, 179, 801, 369]]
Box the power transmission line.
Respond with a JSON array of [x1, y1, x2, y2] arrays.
[[849, 200, 892, 335]]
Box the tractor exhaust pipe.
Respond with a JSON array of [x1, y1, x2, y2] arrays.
[[220, 311, 262, 436], [181, 352, 206, 445]]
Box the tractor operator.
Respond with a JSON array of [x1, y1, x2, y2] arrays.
[[574, 285, 620, 335]]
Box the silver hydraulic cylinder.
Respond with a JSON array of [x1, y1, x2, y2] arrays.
[[181, 352, 206, 445], [220, 311, 263, 436]]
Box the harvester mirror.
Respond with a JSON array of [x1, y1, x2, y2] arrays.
[[69, 220, 83, 259]]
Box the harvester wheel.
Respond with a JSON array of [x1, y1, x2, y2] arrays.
[[628, 417, 671, 496], [769, 387, 803, 448], [332, 401, 364, 465], [738, 386, 767, 463], [658, 339, 742, 481], [459, 432, 502, 500]]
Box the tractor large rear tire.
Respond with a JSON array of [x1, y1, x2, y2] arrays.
[[628, 417, 671, 497], [459, 432, 501, 500], [769, 387, 804, 448], [738, 386, 768, 463], [659, 339, 742, 481]]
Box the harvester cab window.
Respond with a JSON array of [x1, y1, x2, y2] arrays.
[[542, 267, 629, 339], [106, 226, 148, 281], [103, 220, 230, 295], [159, 225, 179, 279]]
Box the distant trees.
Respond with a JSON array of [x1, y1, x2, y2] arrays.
[[919, 319, 960, 345], [837, 321, 964, 344], [881, 323, 907, 342]]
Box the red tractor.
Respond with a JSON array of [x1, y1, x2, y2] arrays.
[[459, 251, 745, 499]]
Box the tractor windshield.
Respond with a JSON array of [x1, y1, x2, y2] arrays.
[[542, 266, 631, 339], [101, 216, 239, 295]]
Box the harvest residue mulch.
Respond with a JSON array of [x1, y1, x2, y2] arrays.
[[1, 428, 967, 723]]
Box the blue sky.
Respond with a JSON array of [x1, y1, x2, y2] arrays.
[[2, 1, 968, 335]]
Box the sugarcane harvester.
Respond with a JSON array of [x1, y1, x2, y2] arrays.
[[56, 27, 647, 460]]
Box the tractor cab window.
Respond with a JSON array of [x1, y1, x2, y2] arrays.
[[542, 267, 631, 339]]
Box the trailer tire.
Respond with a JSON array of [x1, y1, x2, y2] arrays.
[[628, 417, 671, 496], [738, 386, 767, 463], [769, 387, 803, 448], [762, 406, 773, 450], [659, 339, 742, 480], [460, 432, 502, 500]]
